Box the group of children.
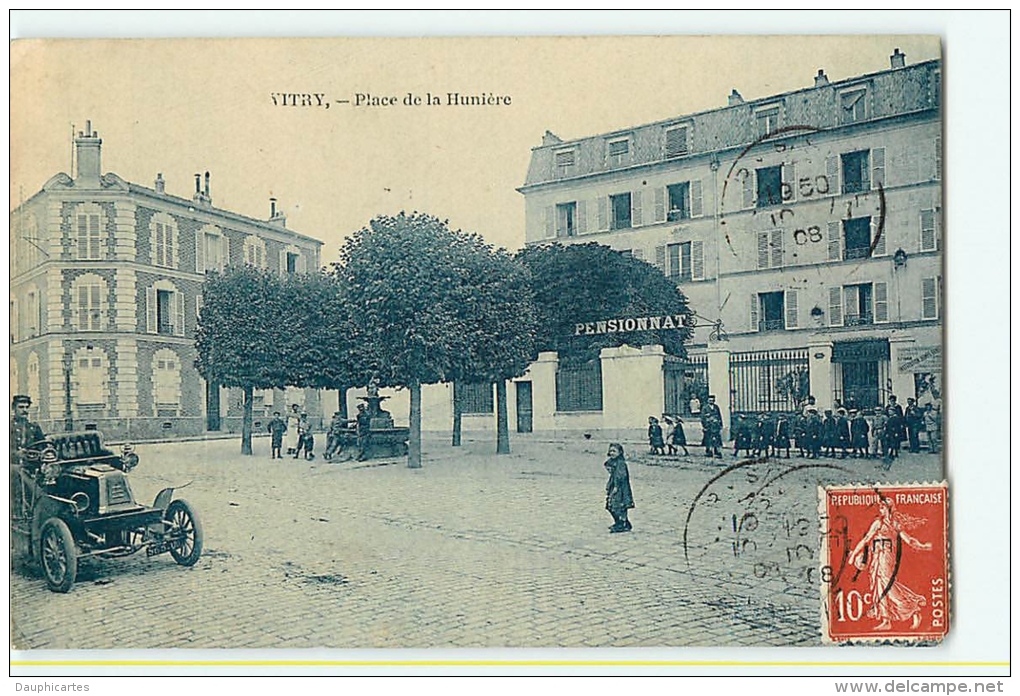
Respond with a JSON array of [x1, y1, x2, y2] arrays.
[[647, 400, 942, 467]]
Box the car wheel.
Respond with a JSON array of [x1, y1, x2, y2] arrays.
[[164, 499, 203, 567], [39, 518, 77, 593]]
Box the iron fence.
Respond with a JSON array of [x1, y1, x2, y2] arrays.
[[729, 348, 810, 414]]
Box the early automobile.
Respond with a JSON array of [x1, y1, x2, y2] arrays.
[[10, 431, 203, 592]]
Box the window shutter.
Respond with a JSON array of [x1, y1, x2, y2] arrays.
[[631, 190, 643, 227], [871, 218, 885, 256], [828, 287, 843, 326], [297, 253, 307, 274], [750, 295, 759, 332], [921, 278, 938, 319], [826, 156, 839, 195], [278, 249, 286, 275], [691, 179, 704, 217], [742, 173, 753, 208], [782, 163, 796, 203], [654, 187, 666, 222], [785, 289, 799, 329], [146, 287, 156, 334], [770, 229, 783, 268], [544, 206, 555, 239], [576, 200, 586, 235], [692, 241, 704, 280], [76, 285, 87, 331], [196, 294, 204, 322], [91, 284, 102, 330], [874, 282, 889, 323], [195, 232, 205, 273], [654, 245, 666, 272], [827, 222, 841, 261], [757, 232, 770, 270], [872, 147, 886, 189], [597, 198, 609, 232], [175, 291, 186, 336], [844, 287, 859, 323], [920, 209, 937, 251], [221, 235, 230, 269]]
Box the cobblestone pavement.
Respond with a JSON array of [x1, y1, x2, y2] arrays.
[[10, 433, 943, 649]]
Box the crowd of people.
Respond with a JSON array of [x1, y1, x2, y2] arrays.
[[266, 403, 376, 462], [647, 394, 942, 468]]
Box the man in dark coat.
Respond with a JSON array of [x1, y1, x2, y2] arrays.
[[700, 394, 723, 458], [805, 408, 823, 459], [771, 415, 791, 458], [904, 398, 923, 453], [850, 409, 870, 458], [821, 409, 837, 458], [10, 394, 44, 465], [732, 415, 753, 458], [882, 405, 905, 468], [603, 443, 634, 533], [266, 411, 287, 459], [355, 403, 372, 461], [834, 408, 851, 459]]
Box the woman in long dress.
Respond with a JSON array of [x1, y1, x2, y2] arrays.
[[850, 496, 933, 630]]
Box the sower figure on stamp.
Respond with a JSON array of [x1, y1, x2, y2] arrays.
[[850, 496, 932, 631], [267, 411, 287, 459], [603, 443, 634, 534]]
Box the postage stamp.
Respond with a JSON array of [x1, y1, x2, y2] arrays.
[[819, 482, 949, 643]]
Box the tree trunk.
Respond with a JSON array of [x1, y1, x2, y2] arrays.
[[451, 381, 462, 447], [496, 379, 510, 454], [408, 381, 422, 468], [337, 385, 348, 420], [241, 385, 254, 456]]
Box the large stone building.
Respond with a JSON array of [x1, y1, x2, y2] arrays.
[[511, 50, 942, 436], [9, 124, 323, 440]]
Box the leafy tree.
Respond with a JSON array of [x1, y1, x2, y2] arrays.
[[335, 212, 517, 468], [195, 266, 288, 455], [446, 246, 536, 454], [517, 242, 695, 364]]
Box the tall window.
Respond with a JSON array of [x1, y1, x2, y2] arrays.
[[606, 137, 630, 167], [76, 203, 103, 260], [196, 225, 226, 273], [756, 166, 783, 208], [841, 150, 871, 194], [757, 230, 784, 269], [286, 252, 299, 274], [757, 292, 786, 331], [25, 290, 40, 338], [921, 277, 941, 320], [147, 280, 185, 336], [152, 348, 182, 416], [26, 353, 40, 414], [667, 183, 691, 221], [151, 212, 177, 269], [844, 284, 874, 326], [555, 202, 577, 238], [920, 210, 938, 252], [72, 274, 106, 332], [74, 348, 107, 407], [667, 242, 692, 281], [244, 235, 267, 268], [843, 217, 872, 260], [610, 193, 632, 230]]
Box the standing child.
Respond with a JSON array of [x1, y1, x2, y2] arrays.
[[662, 416, 677, 456], [671, 416, 690, 457], [267, 411, 287, 459], [647, 416, 665, 456], [850, 408, 870, 458]]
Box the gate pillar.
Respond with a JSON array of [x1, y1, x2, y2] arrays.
[[707, 345, 731, 441], [601, 344, 665, 434], [808, 339, 835, 411]]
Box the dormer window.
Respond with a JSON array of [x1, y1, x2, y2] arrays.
[[665, 125, 689, 158], [554, 149, 576, 169], [839, 87, 868, 124], [755, 106, 781, 139], [606, 137, 631, 166]]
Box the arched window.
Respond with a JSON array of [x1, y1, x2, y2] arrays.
[[150, 212, 178, 269], [75, 203, 104, 261], [152, 348, 182, 416], [73, 346, 108, 409], [146, 279, 185, 336], [196, 224, 227, 273], [71, 273, 107, 332], [243, 235, 267, 268], [10, 359, 20, 400]]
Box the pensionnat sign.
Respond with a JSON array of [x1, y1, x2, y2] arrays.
[[575, 314, 692, 336]]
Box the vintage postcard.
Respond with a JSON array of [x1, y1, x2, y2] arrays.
[[10, 35, 945, 653]]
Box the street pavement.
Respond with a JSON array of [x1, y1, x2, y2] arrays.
[[10, 433, 943, 649]]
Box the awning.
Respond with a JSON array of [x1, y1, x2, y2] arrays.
[[831, 339, 890, 363]]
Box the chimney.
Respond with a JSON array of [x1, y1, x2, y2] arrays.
[[541, 130, 563, 146], [74, 120, 103, 187], [728, 89, 744, 106], [890, 48, 906, 69], [155, 173, 165, 194], [269, 197, 287, 228], [193, 173, 211, 206], [814, 69, 829, 87]]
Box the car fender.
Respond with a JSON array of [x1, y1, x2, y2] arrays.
[[152, 487, 175, 511]]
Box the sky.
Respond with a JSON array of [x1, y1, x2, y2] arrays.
[[10, 23, 941, 264]]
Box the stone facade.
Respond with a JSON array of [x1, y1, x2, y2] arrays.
[[10, 124, 324, 441]]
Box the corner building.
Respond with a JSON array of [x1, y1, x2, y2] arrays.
[[10, 124, 323, 440], [517, 51, 942, 436]]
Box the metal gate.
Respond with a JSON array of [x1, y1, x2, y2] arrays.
[[663, 355, 708, 417], [729, 348, 810, 413]]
